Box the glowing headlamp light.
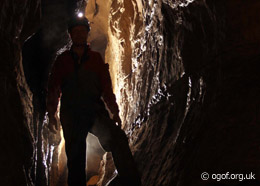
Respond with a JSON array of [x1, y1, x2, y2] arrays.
[[77, 12, 83, 18]]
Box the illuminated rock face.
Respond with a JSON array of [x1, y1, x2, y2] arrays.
[[1, 0, 260, 186], [106, 0, 260, 185]]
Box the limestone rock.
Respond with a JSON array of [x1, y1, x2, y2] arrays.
[[97, 152, 117, 186]]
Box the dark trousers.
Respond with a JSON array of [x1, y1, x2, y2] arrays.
[[60, 109, 141, 186]]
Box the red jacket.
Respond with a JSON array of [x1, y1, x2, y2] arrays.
[[47, 46, 119, 117]]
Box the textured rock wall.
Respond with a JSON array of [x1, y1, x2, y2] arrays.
[[108, 0, 260, 186], [85, 0, 110, 58], [0, 0, 84, 185], [0, 0, 41, 185], [106, 0, 143, 127], [22, 0, 71, 184], [2, 0, 260, 186]]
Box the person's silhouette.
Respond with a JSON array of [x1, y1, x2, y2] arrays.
[[46, 16, 141, 186]]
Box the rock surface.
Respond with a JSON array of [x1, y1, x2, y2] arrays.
[[1, 0, 260, 186], [0, 0, 41, 185], [0, 0, 82, 185], [97, 152, 116, 186], [107, 0, 260, 185]]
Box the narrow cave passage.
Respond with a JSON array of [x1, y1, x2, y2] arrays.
[[21, 0, 141, 185], [1, 0, 260, 186]]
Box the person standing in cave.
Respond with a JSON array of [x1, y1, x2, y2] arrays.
[[46, 16, 141, 186]]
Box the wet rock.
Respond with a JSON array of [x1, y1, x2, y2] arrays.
[[107, 0, 260, 186], [97, 152, 117, 186], [2, 0, 260, 186], [0, 0, 82, 185]]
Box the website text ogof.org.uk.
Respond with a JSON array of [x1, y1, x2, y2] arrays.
[[201, 172, 255, 182]]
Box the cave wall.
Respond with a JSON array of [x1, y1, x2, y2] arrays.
[[105, 0, 143, 128], [1, 0, 260, 186], [85, 0, 110, 58], [0, 0, 85, 185], [0, 0, 41, 185], [107, 0, 260, 186]]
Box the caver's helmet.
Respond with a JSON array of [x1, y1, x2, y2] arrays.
[[68, 16, 91, 33]]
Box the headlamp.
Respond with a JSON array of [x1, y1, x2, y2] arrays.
[[77, 12, 83, 18]]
